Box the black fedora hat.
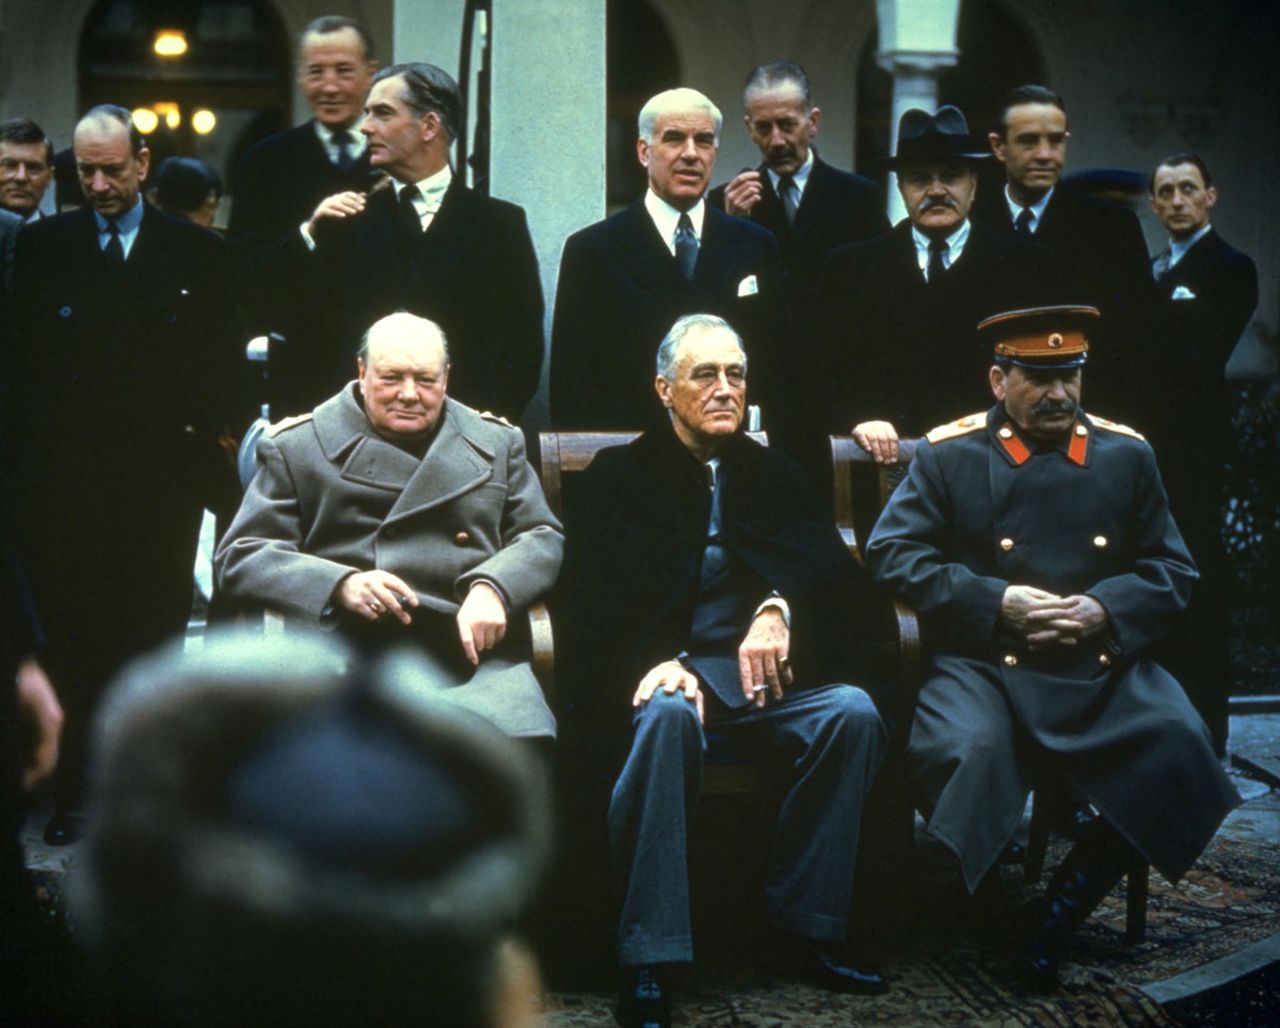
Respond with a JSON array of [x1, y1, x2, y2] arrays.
[[881, 105, 989, 168]]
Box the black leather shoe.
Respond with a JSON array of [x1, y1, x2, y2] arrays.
[[43, 812, 85, 847], [804, 941, 889, 995], [616, 965, 671, 1028]]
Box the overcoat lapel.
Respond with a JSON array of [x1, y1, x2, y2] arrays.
[[386, 404, 493, 522], [613, 201, 686, 304], [408, 177, 474, 284]]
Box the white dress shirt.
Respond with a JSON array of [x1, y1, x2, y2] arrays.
[[1004, 183, 1053, 234], [766, 148, 814, 203], [912, 218, 971, 281], [313, 120, 368, 165], [1167, 223, 1212, 269], [645, 189, 705, 256]]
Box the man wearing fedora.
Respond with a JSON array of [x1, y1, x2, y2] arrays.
[[816, 106, 1052, 475], [865, 306, 1239, 986]]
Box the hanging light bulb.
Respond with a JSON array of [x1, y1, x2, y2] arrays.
[[131, 108, 160, 134], [153, 30, 188, 58], [192, 109, 217, 135]]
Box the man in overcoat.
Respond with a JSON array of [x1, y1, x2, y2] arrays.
[[560, 314, 891, 1025], [1145, 152, 1258, 753], [819, 105, 1052, 483], [549, 88, 780, 433], [865, 305, 1239, 985], [228, 15, 379, 393], [280, 62, 544, 421], [9, 104, 242, 844], [215, 313, 561, 741]]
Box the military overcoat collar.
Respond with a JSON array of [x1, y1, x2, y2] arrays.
[[986, 405, 1093, 469], [311, 386, 496, 521]]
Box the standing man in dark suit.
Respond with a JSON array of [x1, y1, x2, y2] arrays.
[[0, 118, 54, 223], [708, 61, 887, 301], [228, 15, 378, 409], [561, 314, 891, 1025], [820, 107, 1051, 477], [9, 105, 242, 845], [550, 88, 780, 432], [1145, 153, 1258, 753], [975, 85, 1155, 418], [291, 63, 544, 422]]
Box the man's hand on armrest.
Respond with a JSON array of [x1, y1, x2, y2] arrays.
[[457, 581, 508, 666], [633, 660, 703, 724], [738, 607, 792, 708], [853, 420, 900, 464], [336, 570, 418, 625]]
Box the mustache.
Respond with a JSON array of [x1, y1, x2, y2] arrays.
[[1031, 398, 1078, 417], [918, 195, 959, 212]]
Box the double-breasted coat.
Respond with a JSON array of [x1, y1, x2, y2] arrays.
[[865, 405, 1239, 890], [214, 387, 563, 737]]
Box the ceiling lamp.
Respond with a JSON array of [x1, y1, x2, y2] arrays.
[[131, 108, 159, 134], [154, 102, 181, 130], [192, 109, 217, 135], [154, 30, 188, 58]]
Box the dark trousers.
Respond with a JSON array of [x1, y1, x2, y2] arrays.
[[608, 682, 885, 966]]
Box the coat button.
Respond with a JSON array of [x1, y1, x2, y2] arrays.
[[1003, 653, 1018, 667], [454, 531, 471, 545], [999, 426, 1014, 439], [1093, 535, 1108, 548], [1000, 538, 1014, 552], [1098, 653, 1111, 667]]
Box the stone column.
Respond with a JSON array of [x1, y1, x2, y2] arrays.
[[875, 0, 961, 223], [391, 0, 606, 427]]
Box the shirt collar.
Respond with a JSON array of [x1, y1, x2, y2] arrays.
[[396, 163, 453, 204], [766, 148, 814, 197], [93, 195, 144, 234], [910, 217, 971, 271], [1004, 183, 1053, 231], [313, 119, 367, 157], [644, 189, 705, 247], [1169, 223, 1212, 266]]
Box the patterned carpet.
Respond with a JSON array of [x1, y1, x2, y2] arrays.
[[544, 829, 1280, 1027]]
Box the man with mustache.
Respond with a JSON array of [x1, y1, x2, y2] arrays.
[[818, 106, 1052, 478], [550, 88, 780, 431], [216, 312, 562, 745], [865, 306, 1239, 988], [559, 314, 892, 1025]]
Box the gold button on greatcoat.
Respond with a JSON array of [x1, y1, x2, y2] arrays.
[[1003, 654, 1018, 667], [1093, 535, 1108, 548], [1098, 653, 1111, 667], [454, 531, 471, 545], [999, 426, 1013, 439], [1000, 538, 1014, 552]]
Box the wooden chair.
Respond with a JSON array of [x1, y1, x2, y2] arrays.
[[828, 435, 1148, 944]]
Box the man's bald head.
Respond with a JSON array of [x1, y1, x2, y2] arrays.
[[357, 313, 451, 443], [73, 105, 149, 218]]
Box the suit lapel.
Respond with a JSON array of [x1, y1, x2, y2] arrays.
[[751, 165, 790, 238], [386, 403, 494, 522], [612, 200, 686, 304], [411, 177, 475, 282]]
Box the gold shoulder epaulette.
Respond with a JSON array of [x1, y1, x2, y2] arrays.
[[926, 412, 986, 444], [266, 412, 314, 437], [477, 409, 514, 428], [1088, 414, 1145, 441]]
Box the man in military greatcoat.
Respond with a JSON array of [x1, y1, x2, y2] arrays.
[[865, 305, 1239, 986], [215, 312, 561, 742]]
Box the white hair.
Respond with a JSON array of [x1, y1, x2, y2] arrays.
[[656, 314, 746, 380], [638, 88, 723, 144]]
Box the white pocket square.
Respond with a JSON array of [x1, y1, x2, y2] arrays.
[[737, 274, 759, 297], [1171, 285, 1197, 300]]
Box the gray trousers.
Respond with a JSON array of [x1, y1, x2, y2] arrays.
[[608, 683, 886, 967]]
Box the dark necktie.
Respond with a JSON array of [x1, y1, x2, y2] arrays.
[[1014, 207, 1034, 239], [1152, 251, 1171, 281], [103, 219, 125, 264], [332, 129, 355, 173], [778, 174, 799, 226], [397, 185, 422, 247], [927, 238, 948, 285], [674, 212, 698, 282]]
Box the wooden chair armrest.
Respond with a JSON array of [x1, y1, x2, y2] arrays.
[[891, 597, 922, 693], [528, 601, 554, 694]]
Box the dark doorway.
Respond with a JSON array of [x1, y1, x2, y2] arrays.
[[607, 0, 681, 210], [856, 0, 1046, 194], [78, 0, 290, 222]]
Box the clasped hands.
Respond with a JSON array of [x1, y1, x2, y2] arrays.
[[1000, 584, 1108, 651], [631, 608, 793, 722], [336, 571, 507, 665]]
